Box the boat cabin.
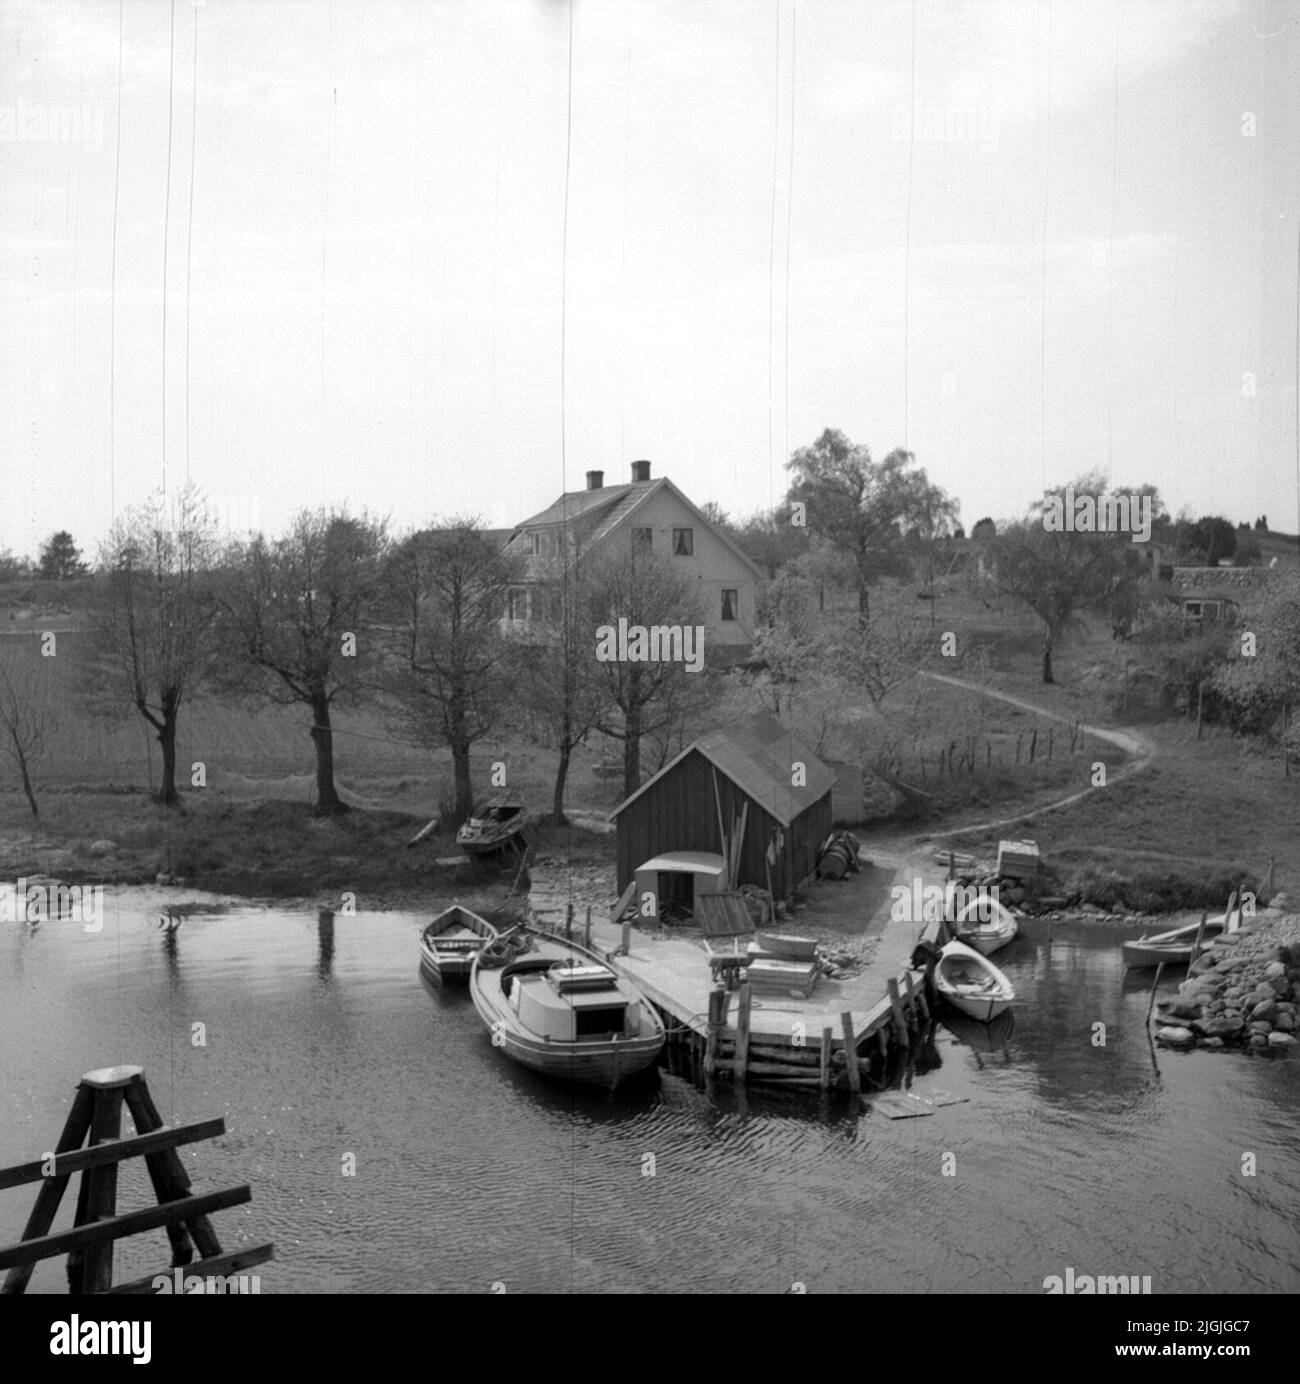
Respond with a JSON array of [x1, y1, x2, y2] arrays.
[[502, 958, 640, 1041]]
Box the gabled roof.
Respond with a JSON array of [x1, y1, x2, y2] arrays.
[[511, 481, 648, 533], [609, 710, 836, 827], [506, 475, 763, 582]]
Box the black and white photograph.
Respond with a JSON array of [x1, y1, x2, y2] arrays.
[[1, 0, 1297, 1332]]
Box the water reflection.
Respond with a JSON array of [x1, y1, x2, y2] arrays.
[[317, 908, 335, 983]]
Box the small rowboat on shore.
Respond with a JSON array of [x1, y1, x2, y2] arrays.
[[455, 800, 526, 856], [1121, 905, 1237, 971], [934, 939, 1015, 1022], [419, 905, 498, 984], [470, 927, 665, 1089]]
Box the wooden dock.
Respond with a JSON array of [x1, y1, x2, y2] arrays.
[[547, 842, 949, 1094]]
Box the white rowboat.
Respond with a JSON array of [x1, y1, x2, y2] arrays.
[[934, 939, 1015, 1022]]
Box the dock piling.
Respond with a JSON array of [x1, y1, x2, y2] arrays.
[[735, 982, 752, 1084], [840, 1013, 860, 1097]]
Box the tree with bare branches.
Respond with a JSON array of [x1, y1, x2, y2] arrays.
[[89, 485, 222, 805]]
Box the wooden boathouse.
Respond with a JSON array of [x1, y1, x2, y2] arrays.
[[610, 711, 837, 904]]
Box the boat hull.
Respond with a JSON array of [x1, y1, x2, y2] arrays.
[[470, 932, 665, 1089], [935, 939, 1015, 1023], [419, 906, 498, 986]]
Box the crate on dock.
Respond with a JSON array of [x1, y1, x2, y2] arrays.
[[997, 839, 1039, 880], [746, 957, 819, 1000]]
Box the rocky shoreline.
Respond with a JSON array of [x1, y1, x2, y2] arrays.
[[1153, 911, 1300, 1053]]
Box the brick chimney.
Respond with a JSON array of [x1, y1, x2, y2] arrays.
[[585, 470, 603, 490], [631, 459, 651, 483]]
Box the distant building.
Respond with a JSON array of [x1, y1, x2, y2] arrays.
[[609, 710, 836, 903], [500, 460, 762, 647], [1169, 566, 1267, 625]]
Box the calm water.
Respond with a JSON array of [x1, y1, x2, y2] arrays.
[[2, 894, 1297, 1294]]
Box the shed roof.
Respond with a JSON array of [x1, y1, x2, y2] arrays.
[[610, 711, 836, 828]]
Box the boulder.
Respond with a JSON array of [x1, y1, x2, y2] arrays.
[[1155, 1026, 1195, 1047], [1264, 960, 1287, 979], [87, 840, 118, 858], [1249, 1021, 1274, 1037], [1250, 999, 1278, 1023], [1273, 1013, 1296, 1033], [1168, 999, 1202, 1020], [1250, 1034, 1271, 1049], [1198, 1016, 1244, 1039], [1267, 1032, 1294, 1047], [1201, 1037, 1225, 1049]]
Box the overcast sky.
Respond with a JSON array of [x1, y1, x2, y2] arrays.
[[1, 0, 1297, 560]]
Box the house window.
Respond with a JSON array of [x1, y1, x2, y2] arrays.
[[672, 527, 694, 556], [529, 532, 541, 555], [721, 588, 738, 621], [506, 588, 531, 622], [632, 527, 653, 550], [1185, 601, 1202, 619]]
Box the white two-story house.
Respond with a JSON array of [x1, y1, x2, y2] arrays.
[[500, 460, 761, 649]]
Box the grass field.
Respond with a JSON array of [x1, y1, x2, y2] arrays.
[[0, 574, 1295, 910]]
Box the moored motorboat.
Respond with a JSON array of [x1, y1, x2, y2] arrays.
[[934, 939, 1015, 1022], [419, 905, 498, 984], [946, 887, 1019, 956], [456, 799, 526, 856], [470, 927, 665, 1089]]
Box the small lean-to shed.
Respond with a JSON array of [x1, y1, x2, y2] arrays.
[[610, 712, 837, 903]]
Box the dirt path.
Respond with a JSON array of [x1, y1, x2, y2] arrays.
[[916, 671, 1158, 844]]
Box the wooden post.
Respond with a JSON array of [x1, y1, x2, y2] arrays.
[[887, 977, 908, 1042], [1, 1083, 95, 1294], [1029, 729, 1037, 763], [1191, 911, 1207, 962], [75, 1075, 129, 1293], [122, 1074, 221, 1260], [840, 1013, 860, 1097], [704, 987, 726, 1078], [620, 920, 631, 957], [903, 970, 919, 1032], [583, 906, 592, 951], [819, 1027, 833, 1091], [1145, 962, 1165, 1023], [734, 982, 752, 1084]]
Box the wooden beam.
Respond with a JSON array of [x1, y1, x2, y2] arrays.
[[0, 1187, 252, 1273], [840, 1012, 861, 1097], [123, 1079, 220, 1261], [77, 1084, 127, 1292], [819, 1027, 833, 1091], [102, 1244, 276, 1295], [734, 982, 752, 1084], [704, 987, 726, 1079], [1, 1082, 94, 1295], [0, 1119, 226, 1191], [887, 977, 908, 1042]]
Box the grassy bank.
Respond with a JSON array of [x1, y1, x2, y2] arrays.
[[0, 790, 614, 909]]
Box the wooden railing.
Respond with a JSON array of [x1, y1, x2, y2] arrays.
[[0, 1064, 273, 1294]]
